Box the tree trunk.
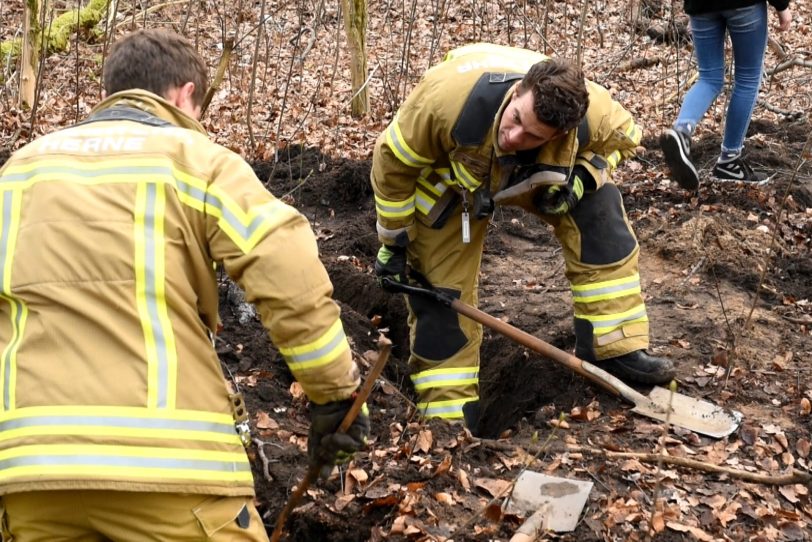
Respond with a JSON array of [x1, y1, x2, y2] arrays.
[[341, 0, 368, 118], [20, 0, 43, 108], [2, 0, 111, 86]]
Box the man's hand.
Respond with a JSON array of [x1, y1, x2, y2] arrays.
[[308, 399, 370, 479], [534, 166, 588, 215], [374, 245, 407, 284]]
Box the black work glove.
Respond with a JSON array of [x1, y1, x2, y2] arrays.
[[534, 165, 590, 216], [308, 399, 370, 479], [374, 244, 407, 284]]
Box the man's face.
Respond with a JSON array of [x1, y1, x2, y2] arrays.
[[497, 86, 563, 153]]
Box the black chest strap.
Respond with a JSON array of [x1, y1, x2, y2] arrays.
[[452, 72, 523, 147]]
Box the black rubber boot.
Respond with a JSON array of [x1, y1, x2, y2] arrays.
[[462, 400, 481, 437], [593, 350, 675, 385]]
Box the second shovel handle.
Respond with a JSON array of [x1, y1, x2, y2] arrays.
[[449, 299, 647, 405]]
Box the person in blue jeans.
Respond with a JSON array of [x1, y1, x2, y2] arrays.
[[661, 1, 792, 188]]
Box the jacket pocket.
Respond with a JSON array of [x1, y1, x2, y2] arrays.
[[192, 496, 250, 538]]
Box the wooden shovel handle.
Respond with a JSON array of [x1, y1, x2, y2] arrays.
[[448, 299, 647, 405], [270, 338, 392, 542]]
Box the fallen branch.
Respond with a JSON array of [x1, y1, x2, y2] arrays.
[[757, 98, 804, 119], [252, 438, 277, 482], [616, 56, 661, 73], [781, 314, 812, 325], [768, 56, 812, 76], [478, 439, 811, 485]]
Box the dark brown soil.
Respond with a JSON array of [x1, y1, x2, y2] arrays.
[[205, 111, 812, 540]]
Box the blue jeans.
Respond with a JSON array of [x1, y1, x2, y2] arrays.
[[674, 3, 768, 155]]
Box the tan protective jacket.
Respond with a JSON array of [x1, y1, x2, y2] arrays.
[[0, 91, 359, 496], [372, 43, 642, 245]]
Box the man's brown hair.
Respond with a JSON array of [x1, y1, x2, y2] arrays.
[[521, 59, 589, 133], [104, 29, 208, 106]]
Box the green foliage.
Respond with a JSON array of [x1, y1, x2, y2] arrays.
[[0, 38, 22, 60], [0, 0, 110, 65]]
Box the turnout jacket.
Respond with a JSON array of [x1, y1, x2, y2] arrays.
[[372, 43, 642, 246], [0, 90, 359, 496]]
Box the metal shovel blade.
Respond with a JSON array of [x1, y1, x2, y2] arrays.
[[632, 386, 743, 438], [504, 471, 593, 532]]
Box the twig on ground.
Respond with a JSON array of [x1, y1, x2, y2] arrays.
[[252, 438, 278, 482], [477, 439, 812, 485]]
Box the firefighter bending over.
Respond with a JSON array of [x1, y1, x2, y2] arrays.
[[371, 43, 675, 432]]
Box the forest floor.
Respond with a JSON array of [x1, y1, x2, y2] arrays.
[[1, 0, 811, 541]]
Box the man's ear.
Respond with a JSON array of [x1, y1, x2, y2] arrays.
[[176, 82, 196, 109]]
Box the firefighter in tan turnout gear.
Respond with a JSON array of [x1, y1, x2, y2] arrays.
[[0, 29, 369, 541], [372, 43, 675, 431]]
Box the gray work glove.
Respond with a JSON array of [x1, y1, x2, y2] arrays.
[[308, 398, 370, 479]]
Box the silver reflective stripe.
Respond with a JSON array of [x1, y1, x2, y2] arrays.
[[374, 199, 415, 215], [0, 415, 235, 434], [0, 165, 281, 250], [0, 192, 24, 411], [0, 165, 172, 186], [142, 184, 170, 408], [283, 326, 347, 366], [590, 308, 648, 330], [572, 280, 640, 301], [421, 403, 465, 417], [412, 370, 478, 387], [0, 455, 251, 471]]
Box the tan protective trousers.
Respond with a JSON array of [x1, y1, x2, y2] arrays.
[[407, 183, 649, 421], [0, 491, 269, 541]]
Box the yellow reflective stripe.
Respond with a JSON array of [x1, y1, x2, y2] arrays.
[[417, 175, 442, 197], [0, 405, 238, 423], [0, 189, 25, 411], [416, 397, 477, 419], [385, 119, 434, 168], [279, 318, 349, 371], [0, 407, 242, 445], [411, 366, 479, 392], [0, 444, 252, 483], [0, 465, 255, 483], [434, 168, 452, 182], [415, 186, 437, 215], [0, 159, 287, 255], [626, 122, 642, 145], [607, 151, 621, 169], [374, 193, 415, 219], [575, 304, 648, 335], [572, 274, 641, 303], [200, 184, 287, 254], [450, 161, 481, 190], [135, 183, 178, 409]]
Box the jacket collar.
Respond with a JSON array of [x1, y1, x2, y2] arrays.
[[90, 89, 207, 135]]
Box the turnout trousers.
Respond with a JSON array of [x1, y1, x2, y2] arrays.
[[407, 183, 649, 421], [0, 491, 270, 542]]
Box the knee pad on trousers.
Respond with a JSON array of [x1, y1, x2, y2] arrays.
[[569, 184, 637, 265], [409, 287, 468, 360]]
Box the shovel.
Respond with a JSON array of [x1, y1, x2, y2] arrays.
[[505, 470, 593, 539], [381, 277, 742, 438]]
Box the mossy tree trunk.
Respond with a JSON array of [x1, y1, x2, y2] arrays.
[[341, 0, 368, 118], [20, 0, 43, 108], [2, 0, 111, 91]]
